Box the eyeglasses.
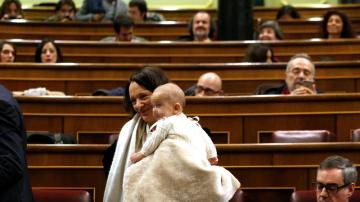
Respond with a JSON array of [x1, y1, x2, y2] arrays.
[[313, 182, 350, 194], [195, 85, 219, 96]]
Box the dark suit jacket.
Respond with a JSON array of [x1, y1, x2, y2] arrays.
[[0, 85, 33, 202]]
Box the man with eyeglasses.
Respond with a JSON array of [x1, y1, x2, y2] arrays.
[[184, 72, 223, 96], [315, 155, 357, 202], [255, 53, 318, 95]]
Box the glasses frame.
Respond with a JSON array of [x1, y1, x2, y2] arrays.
[[313, 182, 351, 194], [195, 85, 220, 96]]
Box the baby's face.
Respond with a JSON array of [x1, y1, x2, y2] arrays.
[[151, 92, 176, 120]]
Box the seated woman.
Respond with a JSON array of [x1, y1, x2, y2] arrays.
[[321, 10, 356, 39], [256, 20, 283, 41], [35, 39, 63, 63], [47, 0, 77, 22], [0, 0, 23, 20], [243, 44, 277, 63], [75, 0, 127, 22], [276, 5, 301, 21], [0, 41, 16, 62]]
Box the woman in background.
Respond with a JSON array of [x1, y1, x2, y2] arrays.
[[0, 41, 16, 62], [243, 44, 277, 63], [0, 0, 23, 20], [321, 10, 356, 39], [35, 39, 63, 63]]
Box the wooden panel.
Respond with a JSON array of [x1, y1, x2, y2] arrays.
[[6, 39, 360, 63], [16, 94, 360, 143]]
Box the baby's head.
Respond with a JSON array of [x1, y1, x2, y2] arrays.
[[151, 83, 185, 120]]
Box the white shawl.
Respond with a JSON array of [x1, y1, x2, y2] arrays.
[[103, 114, 142, 202], [122, 123, 240, 202]]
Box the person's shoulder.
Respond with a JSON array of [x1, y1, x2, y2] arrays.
[[146, 12, 165, 22], [100, 36, 116, 42], [253, 83, 286, 95], [0, 85, 15, 103]]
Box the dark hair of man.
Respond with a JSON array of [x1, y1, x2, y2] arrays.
[[113, 15, 134, 35], [55, 0, 76, 12], [243, 43, 274, 63], [129, 0, 147, 21], [320, 10, 356, 38], [34, 39, 63, 63], [319, 155, 358, 185], [0, 40, 16, 61], [123, 67, 169, 115], [0, 0, 22, 19], [276, 5, 301, 20]]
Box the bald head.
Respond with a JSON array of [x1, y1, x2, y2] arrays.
[[196, 72, 223, 96], [151, 83, 185, 120]]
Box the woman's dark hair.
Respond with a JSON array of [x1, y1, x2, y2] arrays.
[[34, 39, 63, 63], [276, 5, 301, 20], [124, 67, 169, 115], [129, 0, 147, 21], [0, 40, 16, 61], [243, 44, 275, 63], [321, 10, 356, 38], [0, 0, 23, 19], [55, 0, 76, 12]]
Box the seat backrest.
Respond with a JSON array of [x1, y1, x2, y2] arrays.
[[32, 188, 92, 202], [229, 188, 244, 202], [290, 190, 316, 202], [352, 128, 360, 142], [271, 130, 334, 143], [291, 189, 360, 202]]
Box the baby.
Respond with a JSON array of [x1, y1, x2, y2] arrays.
[[130, 83, 218, 165]]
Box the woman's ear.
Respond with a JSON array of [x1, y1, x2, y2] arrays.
[[174, 103, 183, 114]]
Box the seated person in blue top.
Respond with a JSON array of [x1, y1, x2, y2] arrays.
[[47, 0, 77, 22], [128, 0, 164, 23], [75, 0, 127, 22], [101, 15, 146, 42], [254, 53, 318, 95]]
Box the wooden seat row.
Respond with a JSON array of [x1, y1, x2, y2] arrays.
[[27, 143, 360, 202], [18, 94, 360, 144], [22, 4, 360, 21], [1, 18, 359, 41], [2, 61, 360, 95], [6, 38, 360, 63]]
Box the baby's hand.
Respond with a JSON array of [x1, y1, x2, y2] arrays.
[[208, 157, 218, 165], [131, 152, 145, 163]]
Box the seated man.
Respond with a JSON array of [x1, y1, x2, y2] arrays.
[[47, 0, 76, 22], [185, 72, 223, 96], [101, 15, 146, 42], [179, 11, 214, 42], [128, 0, 165, 23], [315, 155, 357, 202], [255, 53, 318, 95]]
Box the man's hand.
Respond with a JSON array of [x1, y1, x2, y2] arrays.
[[130, 152, 145, 163]]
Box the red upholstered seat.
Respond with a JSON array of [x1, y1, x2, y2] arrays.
[[229, 189, 244, 202], [271, 130, 334, 143], [291, 190, 360, 202], [32, 188, 92, 202]]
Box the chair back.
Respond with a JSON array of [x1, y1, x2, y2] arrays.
[[32, 188, 92, 202], [271, 130, 334, 143]]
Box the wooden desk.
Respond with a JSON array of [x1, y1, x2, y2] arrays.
[[7, 39, 360, 63], [2, 61, 360, 95], [22, 4, 360, 21], [27, 143, 360, 202], [0, 20, 188, 41], [17, 93, 360, 144]]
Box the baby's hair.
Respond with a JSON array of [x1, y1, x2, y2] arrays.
[[154, 83, 185, 108]]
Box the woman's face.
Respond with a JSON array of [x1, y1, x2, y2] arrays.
[[327, 14, 343, 37], [1, 44, 15, 62], [7, 2, 19, 18], [41, 42, 58, 63], [129, 81, 156, 125]]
